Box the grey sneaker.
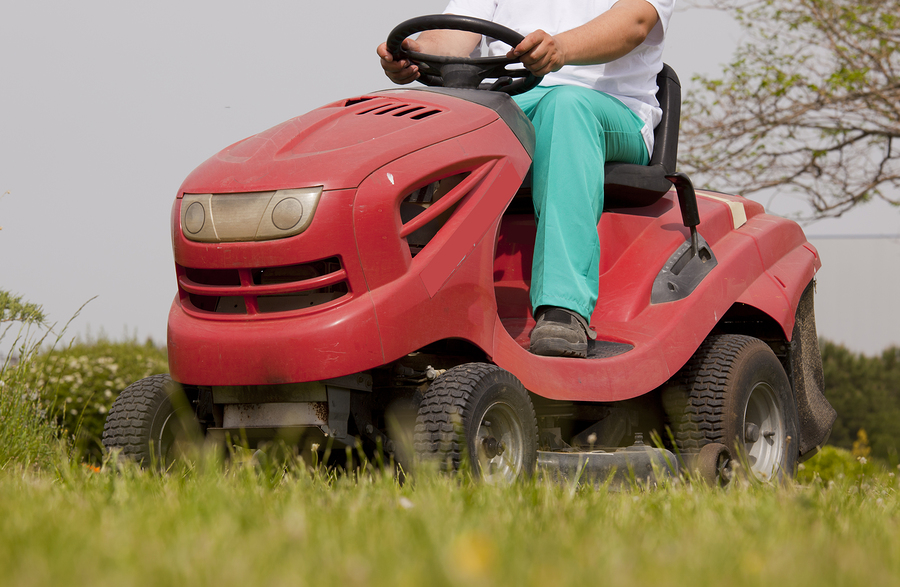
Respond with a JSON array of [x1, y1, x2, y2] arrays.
[[529, 307, 596, 358]]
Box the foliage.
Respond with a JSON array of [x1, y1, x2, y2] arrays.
[[23, 338, 169, 463], [0, 455, 898, 587], [852, 428, 872, 459], [0, 352, 61, 470], [0, 292, 60, 469], [0, 290, 46, 325], [796, 444, 879, 484], [681, 0, 900, 218], [821, 340, 900, 463]]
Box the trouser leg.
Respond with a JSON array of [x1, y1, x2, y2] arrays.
[[513, 85, 649, 321]]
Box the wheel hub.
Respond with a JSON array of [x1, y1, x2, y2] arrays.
[[481, 436, 505, 459], [743, 382, 786, 480], [476, 401, 524, 484]]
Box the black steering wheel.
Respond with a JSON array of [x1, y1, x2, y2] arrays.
[[386, 14, 542, 96]]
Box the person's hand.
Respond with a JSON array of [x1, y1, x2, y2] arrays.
[[377, 38, 422, 85], [507, 30, 567, 76]]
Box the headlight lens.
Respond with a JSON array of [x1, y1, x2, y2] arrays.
[[180, 187, 323, 242]]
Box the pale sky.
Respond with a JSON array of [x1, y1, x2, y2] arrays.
[[2, 0, 898, 356]]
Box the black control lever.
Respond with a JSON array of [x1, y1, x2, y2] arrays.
[[666, 172, 701, 257]]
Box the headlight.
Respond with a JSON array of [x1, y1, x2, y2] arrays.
[[180, 187, 323, 243]]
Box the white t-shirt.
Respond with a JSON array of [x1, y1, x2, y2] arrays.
[[442, 0, 675, 153]]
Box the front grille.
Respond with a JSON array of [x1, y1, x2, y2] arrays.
[[178, 257, 349, 318]]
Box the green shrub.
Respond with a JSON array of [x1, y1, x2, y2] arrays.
[[24, 338, 169, 462], [796, 445, 879, 484]]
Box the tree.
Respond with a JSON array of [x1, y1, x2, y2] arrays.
[[0, 291, 45, 325], [821, 341, 900, 463], [681, 0, 900, 218]]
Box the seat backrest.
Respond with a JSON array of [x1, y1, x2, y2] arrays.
[[649, 63, 680, 171], [603, 64, 681, 209]]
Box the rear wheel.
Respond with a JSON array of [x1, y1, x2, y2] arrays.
[[414, 363, 537, 483], [102, 374, 200, 468], [664, 335, 799, 481]]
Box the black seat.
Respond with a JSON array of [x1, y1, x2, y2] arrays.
[[510, 64, 682, 212], [604, 63, 680, 209]]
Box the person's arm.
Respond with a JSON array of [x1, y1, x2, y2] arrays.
[[509, 0, 660, 76], [377, 29, 481, 85]]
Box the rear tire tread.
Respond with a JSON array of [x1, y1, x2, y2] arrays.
[[663, 334, 758, 450]]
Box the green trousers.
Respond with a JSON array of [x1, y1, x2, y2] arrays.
[[513, 85, 650, 321]]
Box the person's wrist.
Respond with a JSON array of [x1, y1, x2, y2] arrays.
[[554, 36, 568, 71]]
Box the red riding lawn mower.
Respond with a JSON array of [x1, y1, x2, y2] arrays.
[[103, 15, 836, 485]]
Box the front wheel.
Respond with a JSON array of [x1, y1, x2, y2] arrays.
[[664, 335, 799, 481], [414, 363, 538, 483], [102, 374, 201, 468]]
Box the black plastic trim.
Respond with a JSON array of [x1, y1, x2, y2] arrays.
[[408, 87, 536, 159], [650, 234, 718, 304]]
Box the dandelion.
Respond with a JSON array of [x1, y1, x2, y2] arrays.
[[858, 456, 868, 465]]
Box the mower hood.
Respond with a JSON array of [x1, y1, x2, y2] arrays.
[[178, 89, 508, 196]]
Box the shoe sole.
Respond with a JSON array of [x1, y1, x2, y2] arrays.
[[529, 337, 588, 358]]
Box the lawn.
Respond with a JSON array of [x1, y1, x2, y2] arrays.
[[2, 316, 898, 587], [0, 452, 898, 587]]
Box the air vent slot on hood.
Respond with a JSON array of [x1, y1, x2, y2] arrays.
[[357, 103, 443, 120]]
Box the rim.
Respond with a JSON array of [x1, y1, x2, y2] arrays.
[[156, 407, 193, 465], [475, 401, 525, 484], [156, 410, 179, 464], [742, 382, 786, 479]]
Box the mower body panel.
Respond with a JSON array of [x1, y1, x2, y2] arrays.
[[167, 88, 820, 404]]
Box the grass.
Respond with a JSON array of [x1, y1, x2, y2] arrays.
[[2, 296, 897, 586], [0, 452, 898, 587], [1, 322, 65, 470]]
